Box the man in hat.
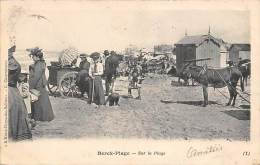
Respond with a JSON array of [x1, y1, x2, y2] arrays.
[[103, 50, 110, 69], [104, 50, 110, 58], [77, 53, 91, 98], [104, 50, 119, 96]]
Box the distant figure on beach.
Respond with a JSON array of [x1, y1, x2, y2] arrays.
[[128, 63, 142, 100], [28, 47, 54, 121]]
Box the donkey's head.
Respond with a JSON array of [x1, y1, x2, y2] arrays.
[[182, 63, 207, 80], [181, 62, 194, 79]]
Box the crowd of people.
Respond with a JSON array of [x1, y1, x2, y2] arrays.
[[7, 45, 170, 141], [76, 49, 148, 103], [76, 50, 119, 106], [8, 45, 54, 141]]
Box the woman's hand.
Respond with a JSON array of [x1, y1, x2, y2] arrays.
[[89, 75, 94, 79]]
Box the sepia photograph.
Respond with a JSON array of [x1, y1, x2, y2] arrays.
[[0, 1, 259, 165]]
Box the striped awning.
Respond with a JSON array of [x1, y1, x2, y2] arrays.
[[58, 47, 79, 67]]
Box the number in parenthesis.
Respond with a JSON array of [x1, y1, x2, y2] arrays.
[[242, 151, 250, 156]]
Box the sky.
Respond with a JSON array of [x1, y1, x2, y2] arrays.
[[5, 3, 250, 53]]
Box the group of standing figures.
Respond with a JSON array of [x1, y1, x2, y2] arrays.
[[7, 44, 148, 141], [8, 45, 54, 141], [76, 50, 120, 106]]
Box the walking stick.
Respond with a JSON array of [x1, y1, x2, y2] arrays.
[[91, 77, 95, 104]]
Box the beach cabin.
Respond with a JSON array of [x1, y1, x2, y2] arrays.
[[174, 32, 227, 73], [228, 44, 250, 64]]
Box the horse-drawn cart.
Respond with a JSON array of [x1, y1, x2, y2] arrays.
[[47, 62, 80, 97]]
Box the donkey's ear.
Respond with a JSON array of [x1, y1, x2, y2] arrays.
[[203, 64, 208, 69]]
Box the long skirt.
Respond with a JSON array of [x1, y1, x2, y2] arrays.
[[88, 76, 105, 105], [8, 87, 32, 141], [31, 87, 54, 121]]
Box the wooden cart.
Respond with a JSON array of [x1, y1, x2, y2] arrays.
[[47, 62, 80, 97]]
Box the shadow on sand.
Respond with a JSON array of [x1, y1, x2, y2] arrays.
[[160, 100, 219, 107], [222, 110, 250, 120], [239, 104, 250, 109]]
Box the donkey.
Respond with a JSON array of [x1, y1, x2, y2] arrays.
[[182, 64, 244, 107], [238, 60, 251, 86]]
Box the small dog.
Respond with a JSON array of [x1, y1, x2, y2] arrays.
[[105, 93, 120, 106]]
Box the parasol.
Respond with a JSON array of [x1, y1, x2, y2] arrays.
[[58, 47, 79, 67]]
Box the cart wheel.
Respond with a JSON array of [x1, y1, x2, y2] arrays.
[[59, 71, 80, 98], [47, 78, 58, 95]]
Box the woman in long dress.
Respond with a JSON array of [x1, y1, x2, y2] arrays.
[[29, 48, 54, 121], [88, 52, 105, 105], [8, 45, 32, 141]]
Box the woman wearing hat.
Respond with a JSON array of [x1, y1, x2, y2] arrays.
[[88, 52, 105, 105], [29, 48, 54, 121], [8, 45, 32, 141]]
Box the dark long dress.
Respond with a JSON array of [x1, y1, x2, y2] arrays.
[[8, 56, 32, 141], [29, 60, 54, 121]]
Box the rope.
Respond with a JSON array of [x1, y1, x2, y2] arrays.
[[215, 88, 229, 99], [236, 87, 251, 95], [214, 70, 250, 104], [215, 88, 241, 109], [217, 88, 250, 100]]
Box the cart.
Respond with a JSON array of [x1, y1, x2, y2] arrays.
[[47, 62, 80, 97]]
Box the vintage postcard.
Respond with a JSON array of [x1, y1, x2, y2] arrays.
[[0, 1, 259, 165]]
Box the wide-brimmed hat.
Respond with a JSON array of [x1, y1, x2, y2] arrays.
[[8, 45, 16, 59], [104, 50, 109, 56], [110, 51, 116, 56], [90, 52, 100, 61], [79, 53, 87, 58], [8, 45, 16, 54], [27, 47, 43, 58]]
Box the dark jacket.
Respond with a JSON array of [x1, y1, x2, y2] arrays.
[[78, 59, 90, 82], [29, 60, 47, 90], [105, 55, 119, 76], [79, 59, 90, 73], [8, 56, 21, 87], [29, 60, 54, 121]]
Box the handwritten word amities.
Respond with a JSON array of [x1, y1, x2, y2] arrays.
[[186, 144, 222, 158]]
